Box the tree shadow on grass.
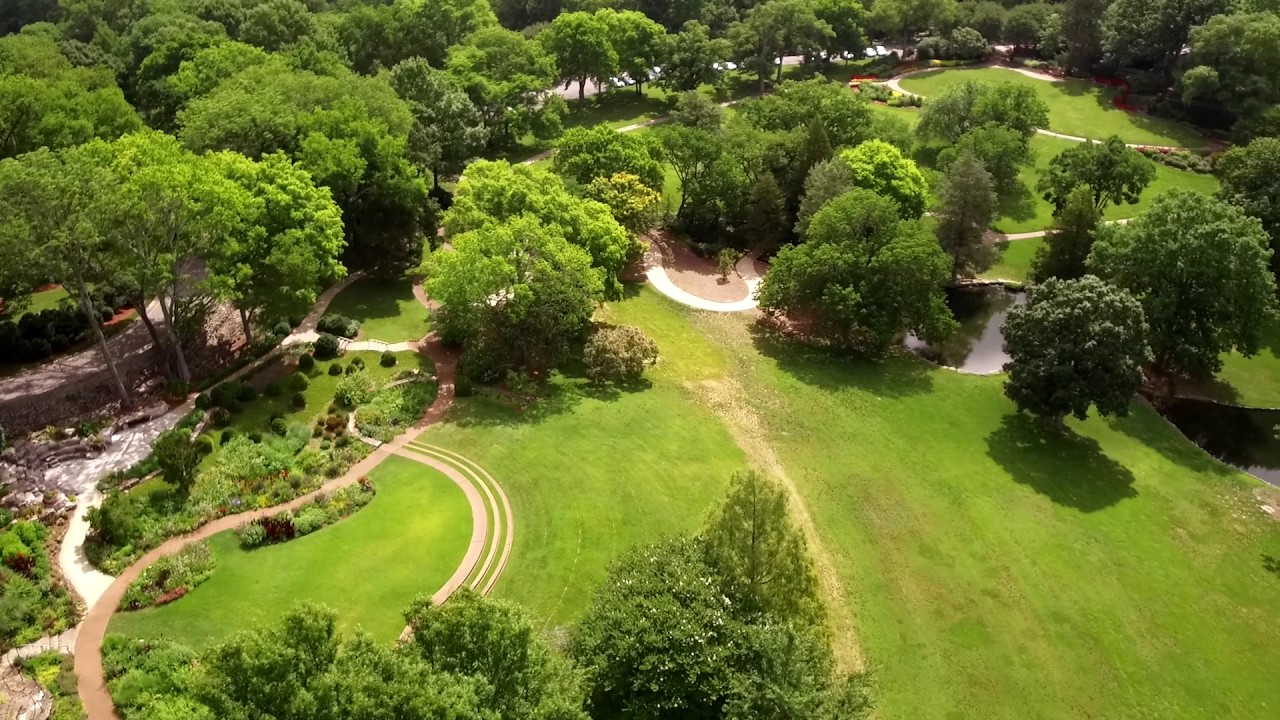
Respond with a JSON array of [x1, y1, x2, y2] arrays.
[[986, 413, 1137, 512], [448, 373, 653, 428], [328, 278, 415, 326], [1263, 554, 1280, 579], [1104, 402, 1240, 478], [747, 321, 934, 398], [997, 180, 1040, 225]]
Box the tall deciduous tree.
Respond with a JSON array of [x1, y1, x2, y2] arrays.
[[814, 0, 867, 59], [757, 188, 956, 352], [553, 124, 665, 191], [916, 80, 1048, 147], [1059, 0, 1104, 74], [1181, 12, 1280, 123], [446, 26, 564, 150], [657, 123, 725, 221], [1031, 184, 1101, 281], [730, 0, 834, 93], [1101, 0, 1227, 77], [934, 149, 997, 280], [1217, 137, 1280, 274], [205, 151, 346, 343], [1088, 189, 1278, 381], [658, 20, 723, 92], [1038, 136, 1155, 213], [445, 160, 638, 297], [426, 215, 603, 377], [1003, 275, 1151, 425], [404, 589, 587, 720], [839, 140, 929, 219], [599, 9, 667, 96], [738, 78, 874, 149], [936, 124, 1031, 195], [389, 58, 488, 190], [0, 72, 141, 160], [0, 147, 129, 404], [540, 10, 617, 101]]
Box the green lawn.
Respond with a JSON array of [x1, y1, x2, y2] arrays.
[[325, 277, 431, 343], [991, 135, 1219, 234], [866, 101, 922, 128], [898, 67, 1206, 148], [417, 288, 747, 628], [1206, 324, 1280, 407], [108, 455, 473, 648], [981, 237, 1041, 284], [13, 285, 73, 318], [685, 306, 1280, 719]]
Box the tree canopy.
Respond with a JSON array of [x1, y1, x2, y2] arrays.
[[1039, 136, 1155, 214], [1003, 275, 1152, 424], [757, 188, 956, 352], [553, 124, 665, 192], [839, 140, 930, 219], [1088, 189, 1278, 379]]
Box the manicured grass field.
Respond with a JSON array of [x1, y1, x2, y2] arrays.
[[1209, 324, 1280, 407], [325, 277, 431, 343], [898, 66, 1206, 148], [685, 304, 1280, 719], [418, 288, 747, 628], [992, 135, 1219, 233], [108, 455, 473, 648], [981, 237, 1041, 283], [11, 285, 73, 318]]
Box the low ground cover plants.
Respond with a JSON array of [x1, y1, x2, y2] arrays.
[[355, 381, 438, 441], [17, 651, 84, 720], [0, 520, 77, 652], [236, 478, 376, 550], [118, 542, 215, 611]]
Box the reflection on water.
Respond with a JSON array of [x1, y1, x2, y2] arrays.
[[1161, 398, 1280, 487], [905, 286, 1026, 374]]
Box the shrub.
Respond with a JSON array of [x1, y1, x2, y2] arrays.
[[221, 428, 238, 444], [248, 431, 263, 444], [270, 417, 288, 436], [585, 325, 659, 384], [297, 353, 315, 372], [350, 356, 365, 370], [210, 381, 243, 409], [194, 393, 211, 410], [264, 381, 283, 397], [193, 436, 214, 455], [209, 407, 233, 428], [380, 351, 397, 367], [288, 313, 305, 328], [238, 522, 266, 548], [317, 313, 361, 338], [335, 370, 376, 408], [328, 362, 344, 376], [291, 392, 307, 409], [164, 379, 189, 398], [272, 320, 291, 337], [239, 384, 258, 402], [290, 371, 309, 392], [314, 333, 341, 359]]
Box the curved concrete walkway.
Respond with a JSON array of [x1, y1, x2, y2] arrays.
[[883, 64, 1199, 150], [644, 245, 764, 312], [72, 279, 511, 720]]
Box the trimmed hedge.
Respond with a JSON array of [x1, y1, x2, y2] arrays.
[[317, 313, 361, 338]]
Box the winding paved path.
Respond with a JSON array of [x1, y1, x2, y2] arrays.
[[644, 247, 764, 312], [70, 279, 512, 720]]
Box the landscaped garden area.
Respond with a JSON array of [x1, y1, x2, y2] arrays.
[[107, 455, 472, 647], [898, 67, 1207, 148]]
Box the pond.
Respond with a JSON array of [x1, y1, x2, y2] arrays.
[[1160, 398, 1280, 487], [905, 285, 1026, 374]]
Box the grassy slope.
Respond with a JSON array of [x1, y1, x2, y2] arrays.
[[325, 277, 431, 344], [898, 67, 1205, 147], [686, 306, 1280, 720], [982, 238, 1042, 283], [1209, 324, 1280, 407], [994, 135, 1219, 234], [418, 288, 747, 628], [108, 455, 473, 648]]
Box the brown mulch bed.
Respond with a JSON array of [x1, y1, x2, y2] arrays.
[[645, 230, 750, 303]]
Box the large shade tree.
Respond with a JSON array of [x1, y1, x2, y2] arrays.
[[1003, 275, 1152, 425], [1180, 11, 1280, 121], [553, 124, 665, 191], [1088, 189, 1278, 382], [539, 10, 617, 101], [1038, 136, 1155, 213], [730, 0, 834, 92], [915, 79, 1048, 148], [389, 58, 488, 190], [757, 188, 956, 353], [444, 160, 639, 298], [445, 26, 564, 150], [839, 140, 929, 219], [1216, 136, 1280, 274]]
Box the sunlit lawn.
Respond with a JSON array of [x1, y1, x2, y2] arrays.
[[899, 66, 1206, 148], [981, 238, 1042, 284], [1205, 323, 1280, 408], [108, 455, 472, 648]]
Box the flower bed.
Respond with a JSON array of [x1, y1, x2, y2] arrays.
[[118, 542, 215, 611], [354, 379, 438, 442], [0, 520, 78, 650], [1135, 145, 1214, 173], [236, 478, 376, 549], [856, 82, 923, 107]]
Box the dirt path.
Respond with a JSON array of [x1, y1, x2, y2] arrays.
[[72, 280, 511, 720]]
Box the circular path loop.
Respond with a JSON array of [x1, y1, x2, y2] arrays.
[[73, 279, 513, 720], [643, 236, 765, 313]]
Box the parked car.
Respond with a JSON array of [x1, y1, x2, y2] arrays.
[[874, 45, 889, 57], [864, 47, 877, 58]]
